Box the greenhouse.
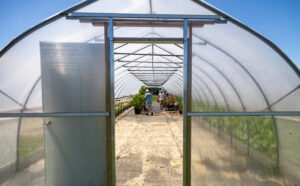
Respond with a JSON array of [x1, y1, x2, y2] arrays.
[[0, 0, 299, 185]]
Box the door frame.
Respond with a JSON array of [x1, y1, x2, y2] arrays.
[[107, 17, 192, 186]]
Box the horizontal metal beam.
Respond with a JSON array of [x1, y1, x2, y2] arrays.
[[92, 21, 205, 28], [114, 53, 183, 57], [125, 66, 182, 69], [131, 73, 175, 75], [114, 37, 183, 44], [68, 12, 223, 20], [187, 112, 300, 117], [145, 84, 163, 86], [128, 69, 177, 72], [118, 60, 183, 64], [0, 112, 110, 118]]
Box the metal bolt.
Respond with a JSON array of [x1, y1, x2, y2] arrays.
[[45, 120, 52, 125]]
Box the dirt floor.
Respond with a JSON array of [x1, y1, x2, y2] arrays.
[[115, 102, 183, 186], [191, 118, 295, 186], [2, 102, 297, 186]]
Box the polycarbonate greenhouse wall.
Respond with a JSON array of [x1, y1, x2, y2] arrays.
[[0, 0, 299, 185]]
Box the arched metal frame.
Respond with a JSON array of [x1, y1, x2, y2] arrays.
[[0, 1, 299, 186]]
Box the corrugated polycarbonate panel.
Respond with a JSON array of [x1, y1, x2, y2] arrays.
[[40, 42, 107, 185]]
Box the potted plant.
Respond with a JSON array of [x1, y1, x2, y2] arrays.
[[177, 98, 183, 114], [131, 94, 145, 114]]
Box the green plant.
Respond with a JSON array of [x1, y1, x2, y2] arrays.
[[139, 86, 148, 95], [130, 94, 145, 108], [174, 97, 183, 107], [192, 101, 277, 161]]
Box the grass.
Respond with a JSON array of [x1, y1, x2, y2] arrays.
[[276, 118, 300, 169], [19, 135, 44, 160], [192, 101, 277, 161], [152, 94, 158, 102]]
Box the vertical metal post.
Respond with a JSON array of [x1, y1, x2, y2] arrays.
[[109, 18, 116, 186], [183, 19, 191, 186]]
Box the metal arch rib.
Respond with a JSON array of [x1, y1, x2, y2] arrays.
[[117, 80, 144, 98], [194, 54, 246, 110], [196, 67, 230, 110], [192, 79, 211, 111], [115, 76, 143, 97], [194, 34, 273, 110], [192, 0, 300, 78], [15, 76, 41, 171], [0, 89, 24, 108], [0, 0, 97, 58], [194, 33, 281, 161], [193, 73, 219, 110], [163, 77, 183, 96], [193, 34, 280, 163]]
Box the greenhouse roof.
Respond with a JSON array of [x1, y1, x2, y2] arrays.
[[0, 1, 300, 185]]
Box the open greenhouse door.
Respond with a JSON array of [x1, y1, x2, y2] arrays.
[[40, 42, 110, 185]]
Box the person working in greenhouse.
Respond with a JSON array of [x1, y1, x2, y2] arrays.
[[144, 89, 153, 115], [158, 90, 165, 110]]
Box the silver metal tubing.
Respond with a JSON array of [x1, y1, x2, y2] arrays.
[[0, 89, 24, 108], [0, 0, 97, 57], [194, 34, 281, 164], [126, 66, 182, 69], [68, 12, 223, 20], [114, 37, 183, 44], [109, 18, 116, 185], [114, 43, 128, 50], [263, 85, 300, 111], [192, 0, 300, 78], [131, 72, 175, 75], [0, 112, 110, 118], [115, 55, 148, 71], [183, 19, 189, 186], [118, 60, 183, 64], [114, 44, 152, 62], [114, 52, 183, 57], [115, 76, 140, 97], [128, 69, 177, 72], [154, 44, 183, 61], [194, 54, 251, 155], [187, 112, 300, 116]]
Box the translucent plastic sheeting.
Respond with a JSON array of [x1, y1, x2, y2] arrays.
[[114, 42, 184, 97], [0, 117, 45, 186], [191, 116, 297, 185], [0, 18, 104, 113], [75, 0, 216, 15], [191, 23, 300, 112], [0, 0, 299, 185], [276, 116, 300, 181]]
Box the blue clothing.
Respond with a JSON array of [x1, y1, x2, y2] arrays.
[[145, 93, 152, 104]]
